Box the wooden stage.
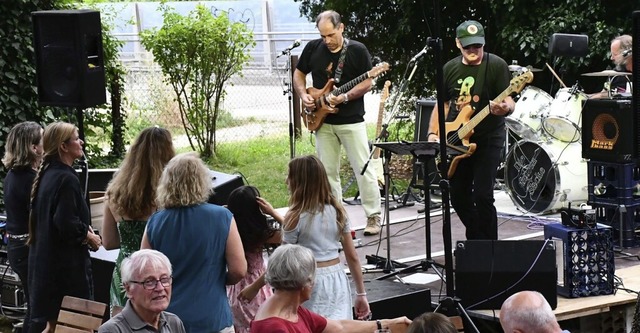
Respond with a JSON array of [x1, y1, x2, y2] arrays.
[[470, 265, 640, 332]]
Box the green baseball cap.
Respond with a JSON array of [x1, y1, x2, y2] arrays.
[[456, 20, 485, 47]]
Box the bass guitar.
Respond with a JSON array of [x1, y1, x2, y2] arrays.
[[441, 71, 533, 178], [302, 62, 390, 132]]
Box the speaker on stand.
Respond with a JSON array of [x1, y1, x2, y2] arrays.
[[32, 9, 106, 108]]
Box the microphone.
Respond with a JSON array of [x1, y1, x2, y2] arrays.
[[279, 39, 301, 56], [410, 45, 428, 63]]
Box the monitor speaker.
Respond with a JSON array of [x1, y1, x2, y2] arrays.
[[581, 99, 637, 162], [32, 10, 106, 108], [455, 240, 557, 310], [208, 171, 244, 206], [548, 33, 589, 57], [358, 279, 431, 320]]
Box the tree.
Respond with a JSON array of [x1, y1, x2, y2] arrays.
[[294, 0, 635, 96], [141, 4, 255, 158]]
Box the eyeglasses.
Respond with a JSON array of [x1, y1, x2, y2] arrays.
[[463, 44, 484, 50], [130, 276, 173, 290]]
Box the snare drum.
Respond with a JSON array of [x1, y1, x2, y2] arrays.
[[542, 88, 587, 142], [506, 86, 552, 140], [504, 140, 587, 214]]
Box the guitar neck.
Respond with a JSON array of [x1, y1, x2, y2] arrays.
[[458, 89, 511, 138], [334, 72, 370, 96]]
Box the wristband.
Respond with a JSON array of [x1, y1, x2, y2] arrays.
[[427, 132, 437, 137], [343, 93, 349, 104], [355, 292, 367, 296], [377, 320, 382, 330]]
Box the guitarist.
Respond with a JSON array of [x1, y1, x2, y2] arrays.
[[293, 10, 382, 236], [426, 20, 515, 240]]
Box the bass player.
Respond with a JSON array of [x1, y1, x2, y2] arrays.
[[426, 20, 515, 240], [293, 10, 382, 235]]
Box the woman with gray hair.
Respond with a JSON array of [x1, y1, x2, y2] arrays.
[[251, 244, 411, 333], [141, 152, 246, 333]]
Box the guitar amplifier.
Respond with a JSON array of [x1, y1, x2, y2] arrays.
[[0, 264, 25, 307]]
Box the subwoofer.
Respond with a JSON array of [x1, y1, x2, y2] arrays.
[[32, 10, 106, 108], [455, 240, 557, 310]]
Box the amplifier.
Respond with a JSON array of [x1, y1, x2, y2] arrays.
[[0, 264, 24, 307]]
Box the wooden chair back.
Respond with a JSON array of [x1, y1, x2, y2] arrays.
[[55, 296, 107, 332]]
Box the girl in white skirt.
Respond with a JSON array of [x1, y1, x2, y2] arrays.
[[282, 155, 370, 320]]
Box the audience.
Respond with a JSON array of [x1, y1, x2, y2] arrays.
[[283, 155, 369, 320], [28, 122, 101, 333], [102, 126, 175, 311], [2, 121, 44, 333], [98, 249, 185, 333], [141, 152, 246, 333], [226, 185, 283, 333], [406, 312, 458, 333], [500, 290, 565, 333], [251, 244, 411, 333]]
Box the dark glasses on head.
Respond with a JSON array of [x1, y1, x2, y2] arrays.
[[463, 44, 484, 50]]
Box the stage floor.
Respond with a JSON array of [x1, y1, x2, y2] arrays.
[[342, 188, 640, 331]]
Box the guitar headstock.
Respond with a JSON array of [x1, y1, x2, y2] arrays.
[[369, 62, 390, 79], [382, 80, 391, 100], [508, 71, 534, 95]]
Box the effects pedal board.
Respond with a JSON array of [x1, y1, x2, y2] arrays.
[[560, 205, 596, 228]]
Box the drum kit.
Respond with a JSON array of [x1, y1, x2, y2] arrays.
[[500, 65, 629, 215]]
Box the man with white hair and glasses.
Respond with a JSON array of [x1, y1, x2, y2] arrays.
[[99, 249, 185, 333]]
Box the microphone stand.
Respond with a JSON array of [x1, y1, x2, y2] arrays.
[[278, 51, 296, 159], [360, 57, 421, 183], [429, 0, 479, 331]]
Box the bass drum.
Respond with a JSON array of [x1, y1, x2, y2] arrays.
[[504, 140, 587, 214]]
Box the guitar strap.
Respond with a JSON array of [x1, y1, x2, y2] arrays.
[[473, 52, 489, 111], [333, 38, 349, 84]]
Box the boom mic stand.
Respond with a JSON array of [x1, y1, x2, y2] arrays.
[[277, 43, 299, 159], [429, 0, 478, 331]]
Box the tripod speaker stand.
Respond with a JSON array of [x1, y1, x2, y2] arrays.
[[373, 142, 455, 279]]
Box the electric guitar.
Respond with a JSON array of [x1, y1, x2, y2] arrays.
[[442, 71, 533, 178], [302, 62, 390, 132], [371, 80, 392, 186]]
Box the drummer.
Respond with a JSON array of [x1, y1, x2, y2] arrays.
[[589, 34, 633, 99]]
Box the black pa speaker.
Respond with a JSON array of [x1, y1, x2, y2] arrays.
[[548, 33, 589, 57], [208, 171, 244, 206], [358, 280, 431, 320], [455, 240, 557, 310], [32, 10, 106, 108], [581, 99, 637, 162]]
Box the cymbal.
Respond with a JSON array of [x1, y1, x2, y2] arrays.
[[508, 65, 543, 72], [581, 70, 632, 77]]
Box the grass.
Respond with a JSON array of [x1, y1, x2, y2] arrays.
[[205, 129, 413, 209]]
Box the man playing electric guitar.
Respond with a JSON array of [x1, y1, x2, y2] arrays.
[[293, 10, 382, 235], [426, 20, 515, 240]]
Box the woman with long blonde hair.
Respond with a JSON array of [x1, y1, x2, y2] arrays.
[[101, 126, 175, 309], [28, 122, 101, 333], [283, 155, 370, 320], [3, 121, 44, 333]]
